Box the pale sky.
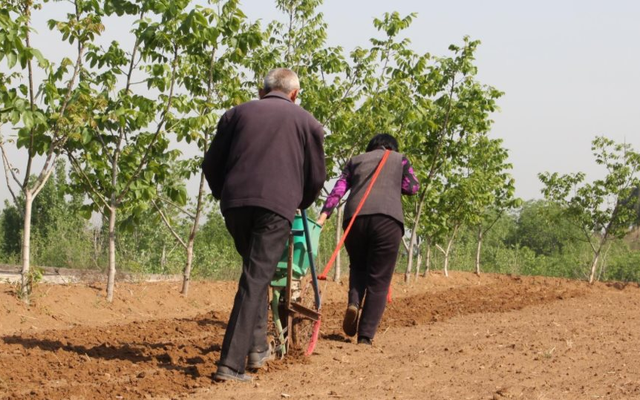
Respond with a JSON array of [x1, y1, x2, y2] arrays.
[[1, 0, 639, 205]]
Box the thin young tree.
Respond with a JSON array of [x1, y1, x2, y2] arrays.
[[539, 136, 640, 284], [65, 0, 190, 302], [421, 135, 504, 277], [462, 136, 519, 275], [0, 0, 100, 302], [153, 0, 262, 296], [402, 37, 504, 282]]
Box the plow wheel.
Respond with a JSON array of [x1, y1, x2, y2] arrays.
[[290, 275, 321, 355]]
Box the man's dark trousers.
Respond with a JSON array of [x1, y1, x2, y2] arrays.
[[219, 207, 291, 373]]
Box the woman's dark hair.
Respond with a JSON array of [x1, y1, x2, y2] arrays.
[[366, 133, 399, 152]]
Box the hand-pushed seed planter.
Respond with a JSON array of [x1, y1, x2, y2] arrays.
[[270, 209, 322, 357]]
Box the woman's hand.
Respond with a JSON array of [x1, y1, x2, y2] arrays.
[[316, 212, 328, 227]]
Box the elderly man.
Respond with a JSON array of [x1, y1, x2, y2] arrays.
[[202, 68, 326, 382]]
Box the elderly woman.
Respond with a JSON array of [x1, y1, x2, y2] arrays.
[[317, 133, 419, 345]]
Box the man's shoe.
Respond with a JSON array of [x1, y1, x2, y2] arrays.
[[213, 365, 253, 383], [357, 336, 372, 346], [342, 304, 359, 337], [247, 345, 274, 370]]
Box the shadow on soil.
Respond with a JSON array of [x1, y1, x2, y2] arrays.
[[606, 281, 640, 291], [3, 336, 153, 362], [321, 333, 350, 343]]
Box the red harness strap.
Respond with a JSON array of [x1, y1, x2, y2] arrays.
[[318, 150, 391, 280]]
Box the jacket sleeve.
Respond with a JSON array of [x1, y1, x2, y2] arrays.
[[401, 156, 420, 196], [202, 111, 233, 200], [299, 121, 326, 210], [320, 161, 352, 218]]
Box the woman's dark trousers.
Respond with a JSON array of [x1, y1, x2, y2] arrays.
[[343, 214, 402, 340]]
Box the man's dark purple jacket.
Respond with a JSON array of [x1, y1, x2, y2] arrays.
[[202, 91, 326, 223]]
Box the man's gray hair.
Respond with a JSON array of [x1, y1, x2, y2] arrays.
[[263, 68, 300, 94]]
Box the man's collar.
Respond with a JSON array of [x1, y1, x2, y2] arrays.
[[262, 91, 292, 103]]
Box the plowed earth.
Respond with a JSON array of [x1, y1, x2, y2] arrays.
[[2, 272, 640, 400]]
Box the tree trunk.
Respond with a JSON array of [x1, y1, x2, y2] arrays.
[[587, 232, 610, 284], [475, 227, 483, 275], [20, 190, 34, 303], [588, 249, 601, 284], [181, 170, 207, 296], [181, 242, 195, 295], [443, 235, 455, 278], [443, 249, 450, 277], [422, 238, 431, 277], [106, 203, 117, 302], [92, 227, 101, 267], [415, 237, 422, 279], [334, 205, 343, 282], [405, 190, 427, 282], [597, 242, 614, 281]]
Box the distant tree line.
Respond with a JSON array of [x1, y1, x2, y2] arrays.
[[1, 159, 639, 286]]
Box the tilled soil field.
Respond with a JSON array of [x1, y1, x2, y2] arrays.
[[2, 272, 640, 400]]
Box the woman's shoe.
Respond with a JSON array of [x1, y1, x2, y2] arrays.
[[342, 304, 359, 337]]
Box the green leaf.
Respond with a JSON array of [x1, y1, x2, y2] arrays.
[[6, 52, 17, 68], [78, 204, 94, 220], [22, 110, 33, 129], [30, 48, 48, 67], [82, 130, 93, 145]]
